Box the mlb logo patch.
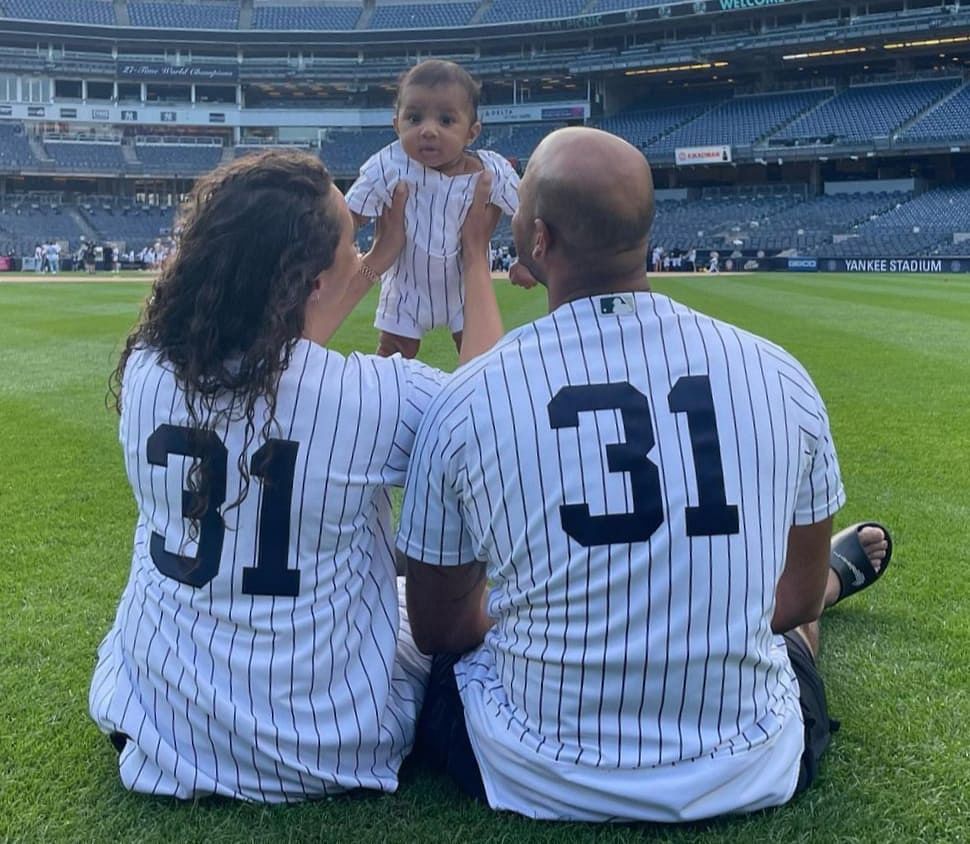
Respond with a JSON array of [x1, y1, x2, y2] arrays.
[[599, 294, 635, 315]]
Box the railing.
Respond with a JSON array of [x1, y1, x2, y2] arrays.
[[134, 134, 224, 146], [42, 131, 122, 143]]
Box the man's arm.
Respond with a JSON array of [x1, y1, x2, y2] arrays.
[[406, 557, 492, 655], [772, 516, 833, 634], [458, 170, 504, 365]]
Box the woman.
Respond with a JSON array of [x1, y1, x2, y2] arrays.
[[89, 150, 502, 802]]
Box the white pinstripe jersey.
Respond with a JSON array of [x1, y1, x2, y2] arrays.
[[345, 140, 519, 337], [398, 291, 845, 821], [90, 339, 443, 802]]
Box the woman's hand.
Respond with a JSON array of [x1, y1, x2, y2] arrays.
[[460, 171, 499, 259], [364, 182, 408, 275]]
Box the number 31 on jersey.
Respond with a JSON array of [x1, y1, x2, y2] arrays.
[[547, 375, 740, 547]]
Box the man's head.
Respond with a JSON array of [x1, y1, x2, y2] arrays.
[[511, 127, 655, 302]]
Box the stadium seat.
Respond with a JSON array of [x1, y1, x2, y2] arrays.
[[251, 4, 361, 30], [772, 79, 961, 144], [369, 2, 478, 29], [128, 1, 240, 30], [0, 0, 115, 24]]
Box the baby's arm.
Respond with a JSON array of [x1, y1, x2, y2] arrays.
[[345, 147, 395, 226]]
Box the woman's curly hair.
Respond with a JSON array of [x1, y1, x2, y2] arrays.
[[109, 149, 344, 520]]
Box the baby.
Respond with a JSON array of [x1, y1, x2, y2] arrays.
[[346, 59, 520, 358]]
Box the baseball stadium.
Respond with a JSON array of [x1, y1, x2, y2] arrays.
[[1, 0, 967, 840]]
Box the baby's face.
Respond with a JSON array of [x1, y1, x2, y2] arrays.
[[394, 83, 481, 176]]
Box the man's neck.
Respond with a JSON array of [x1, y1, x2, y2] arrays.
[[550, 271, 652, 312]]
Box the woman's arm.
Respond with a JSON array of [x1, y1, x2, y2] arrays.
[[308, 184, 408, 347]]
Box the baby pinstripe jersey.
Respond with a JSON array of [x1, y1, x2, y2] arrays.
[[345, 140, 519, 338], [90, 340, 443, 802], [398, 291, 845, 821]]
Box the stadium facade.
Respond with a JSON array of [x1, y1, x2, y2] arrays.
[[1, 0, 970, 266]]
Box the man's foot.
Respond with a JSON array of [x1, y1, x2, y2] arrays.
[[824, 522, 893, 608]]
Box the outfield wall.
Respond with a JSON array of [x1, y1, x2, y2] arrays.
[[789, 257, 970, 273], [692, 255, 970, 272]]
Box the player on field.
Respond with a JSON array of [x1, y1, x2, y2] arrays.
[[89, 150, 503, 802], [346, 59, 528, 360], [398, 128, 894, 822]]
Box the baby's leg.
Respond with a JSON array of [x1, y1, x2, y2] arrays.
[[377, 331, 420, 359]]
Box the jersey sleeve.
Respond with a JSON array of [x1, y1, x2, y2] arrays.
[[396, 387, 476, 567], [344, 146, 396, 218], [792, 390, 846, 525], [381, 356, 447, 488], [480, 150, 520, 216]]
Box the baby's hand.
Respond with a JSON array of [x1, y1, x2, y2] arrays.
[[509, 261, 540, 289]]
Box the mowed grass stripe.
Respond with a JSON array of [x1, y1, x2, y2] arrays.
[[1, 275, 967, 842], [652, 274, 970, 370]]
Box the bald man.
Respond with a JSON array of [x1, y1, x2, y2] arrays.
[[398, 128, 891, 822]]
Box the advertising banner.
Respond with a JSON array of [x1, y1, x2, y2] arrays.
[[540, 105, 587, 120], [818, 257, 970, 273], [675, 145, 732, 165]]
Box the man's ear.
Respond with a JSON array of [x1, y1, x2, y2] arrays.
[[533, 219, 552, 260]]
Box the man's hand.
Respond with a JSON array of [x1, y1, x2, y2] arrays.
[[460, 171, 498, 258], [509, 260, 539, 289], [363, 182, 408, 275]]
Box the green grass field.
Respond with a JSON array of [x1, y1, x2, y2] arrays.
[[2, 272, 968, 843]]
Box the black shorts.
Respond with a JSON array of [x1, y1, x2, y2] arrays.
[[415, 637, 837, 805], [784, 630, 839, 795], [412, 653, 487, 802]]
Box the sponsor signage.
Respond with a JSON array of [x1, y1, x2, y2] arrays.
[[27, 106, 44, 117], [116, 63, 239, 83], [91, 108, 110, 120], [675, 144, 732, 165], [787, 257, 817, 270], [823, 258, 967, 273], [59, 107, 77, 119], [478, 102, 587, 124], [0, 105, 11, 116], [208, 112, 226, 123], [540, 105, 586, 120]]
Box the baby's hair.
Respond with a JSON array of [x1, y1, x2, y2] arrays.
[[396, 59, 481, 122]]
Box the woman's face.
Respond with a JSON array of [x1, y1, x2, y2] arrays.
[[302, 188, 363, 345], [321, 190, 361, 293]]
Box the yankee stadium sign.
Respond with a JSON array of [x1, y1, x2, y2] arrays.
[[817, 258, 970, 273]]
